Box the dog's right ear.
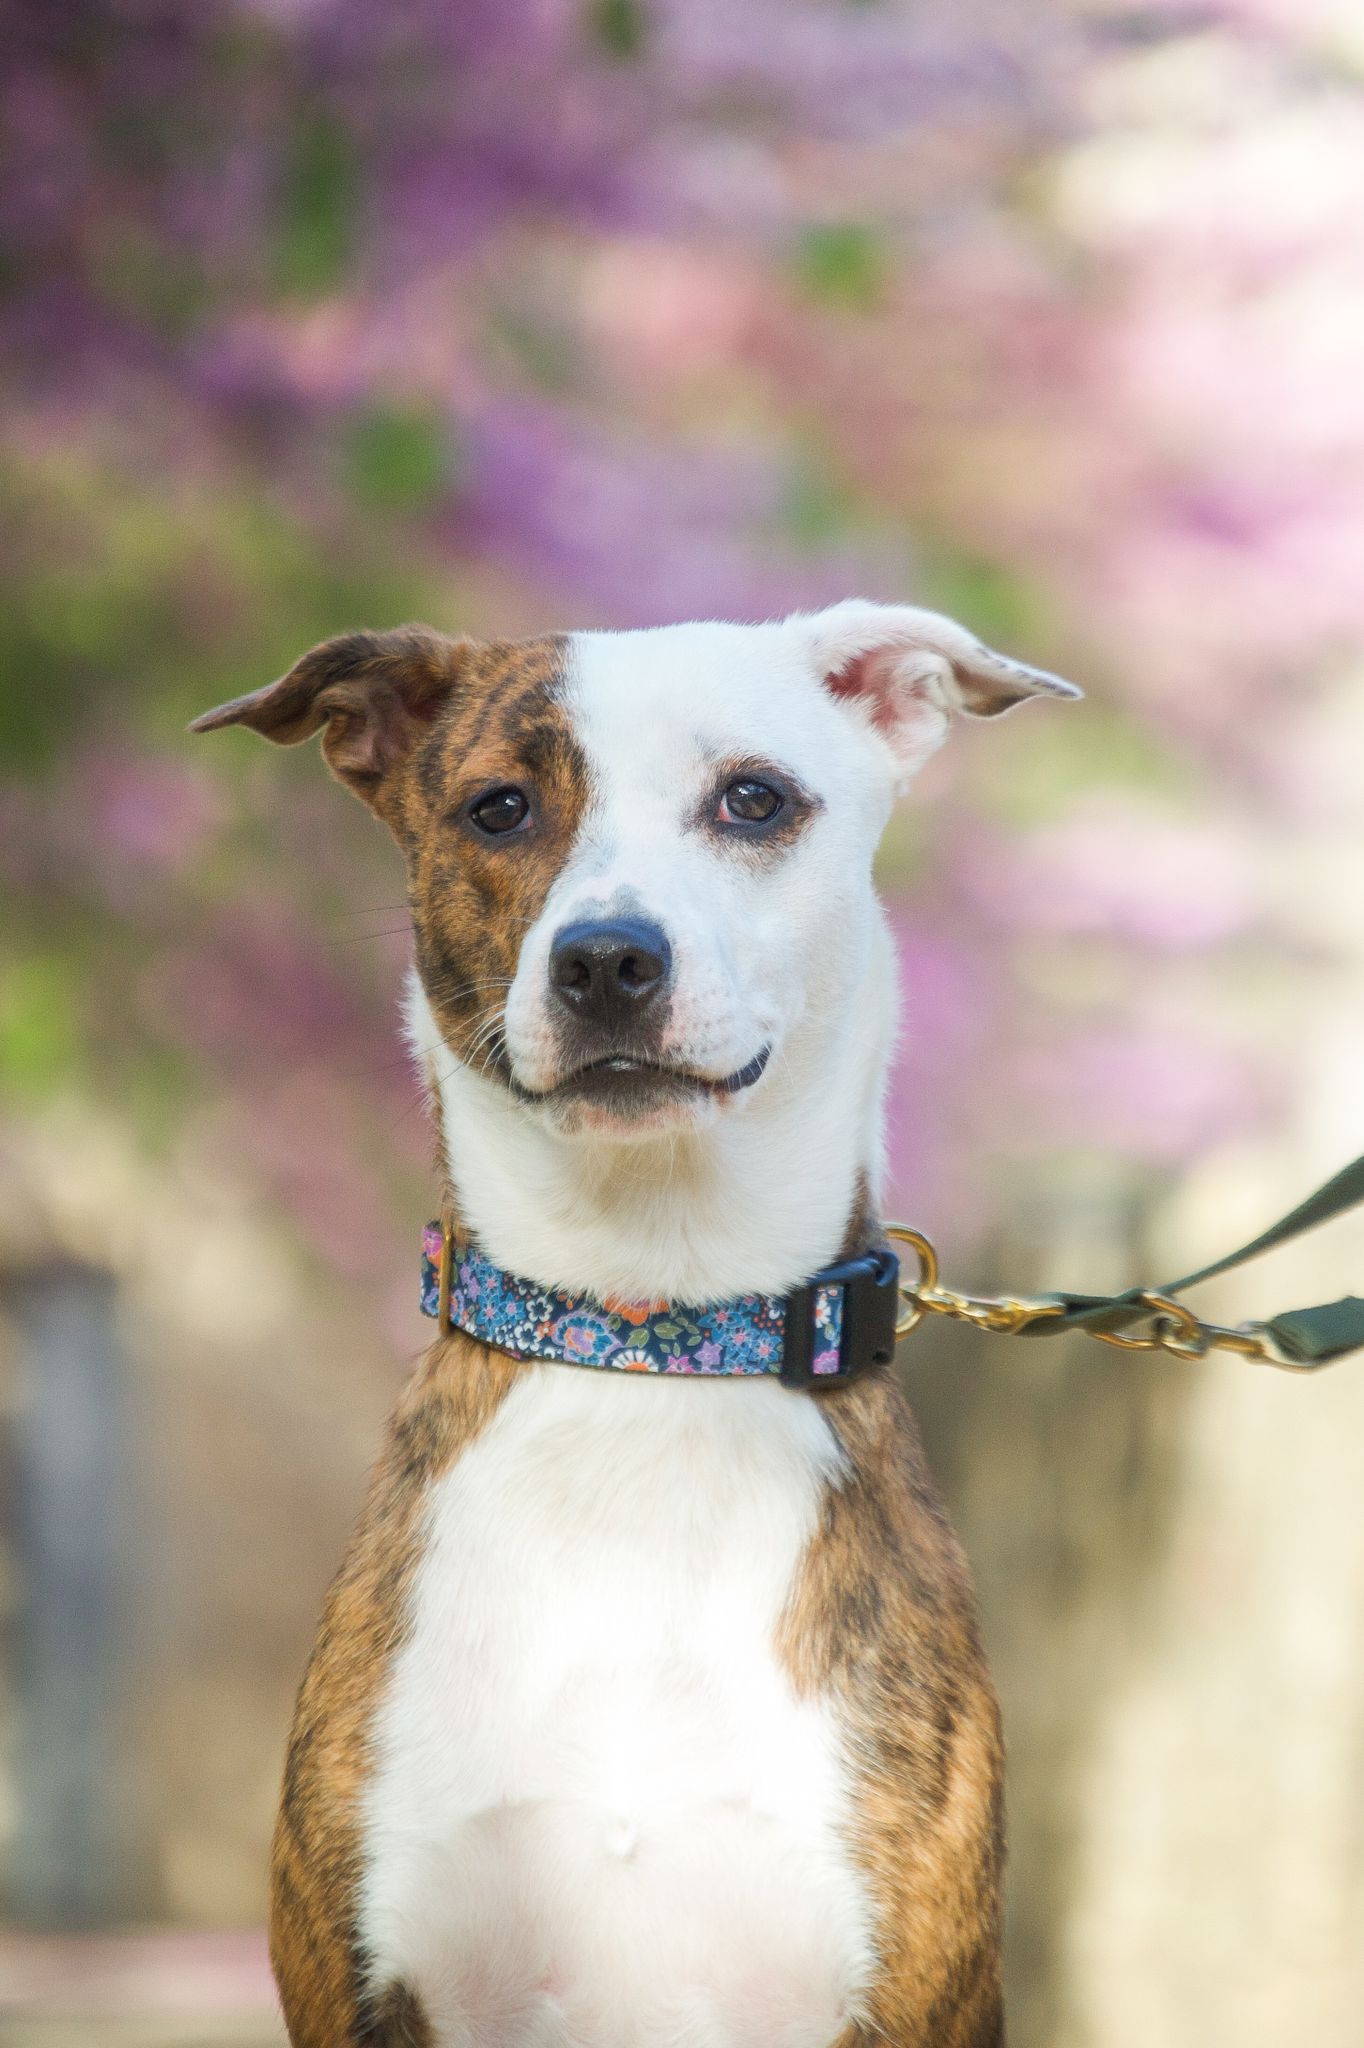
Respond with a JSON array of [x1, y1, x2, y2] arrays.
[[190, 625, 469, 819]]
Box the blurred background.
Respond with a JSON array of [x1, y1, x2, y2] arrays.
[[2, 0, 1363, 2041]]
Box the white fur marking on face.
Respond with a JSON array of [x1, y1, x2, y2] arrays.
[[357, 1365, 875, 2046], [502, 621, 898, 1096], [417, 619, 895, 1299]]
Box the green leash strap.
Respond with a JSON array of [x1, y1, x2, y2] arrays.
[[1014, 1152, 1364, 1366]]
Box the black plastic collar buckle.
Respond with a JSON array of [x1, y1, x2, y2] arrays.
[[780, 1245, 902, 1390]]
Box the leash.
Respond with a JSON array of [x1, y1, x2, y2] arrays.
[[887, 1150, 1364, 1372]]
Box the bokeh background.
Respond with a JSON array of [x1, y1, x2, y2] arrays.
[[3, 1, 1364, 2042]]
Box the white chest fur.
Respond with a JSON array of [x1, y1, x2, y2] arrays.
[[357, 1366, 875, 2047]]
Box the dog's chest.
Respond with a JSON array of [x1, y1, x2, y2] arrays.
[[357, 1367, 874, 2047]]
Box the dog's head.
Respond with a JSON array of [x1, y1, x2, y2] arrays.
[[194, 602, 1078, 1143]]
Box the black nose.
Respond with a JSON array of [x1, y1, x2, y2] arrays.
[[549, 918, 672, 1028]]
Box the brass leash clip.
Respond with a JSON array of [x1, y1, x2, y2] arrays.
[[885, 1228, 1316, 1373], [1088, 1294, 1308, 1371], [886, 1224, 1067, 1343]]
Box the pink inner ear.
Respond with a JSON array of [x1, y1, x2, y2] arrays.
[[824, 645, 911, 737], [822, 638, 953, 768]]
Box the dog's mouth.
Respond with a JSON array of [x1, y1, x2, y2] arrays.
[[512, 1044, 771, 1110]]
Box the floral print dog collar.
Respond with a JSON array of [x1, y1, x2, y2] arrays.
[[420, 1224, 902, 1390]]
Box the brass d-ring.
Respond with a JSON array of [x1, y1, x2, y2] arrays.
[[1092, 1290, 1208, 1357], [1141, 1290, 1209, 1360], [885, 1224, 938, 1340], [436, 1213, 455, 1334]]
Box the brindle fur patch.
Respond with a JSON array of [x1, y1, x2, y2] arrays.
[[195, 629, 583, 1111], [268, 1332, 523, 2045], [780, 1368, 1005, 2048], [395, 636, 587, 1097]]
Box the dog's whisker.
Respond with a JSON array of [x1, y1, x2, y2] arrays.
[[474, 1035, 509, 1080], [453, 1010, 508, 1072], [420, 982, 517, 1023], [385, 1089, 433, 1139], [459, 1004, 505, 1047], [342, 1049, 424, 1080], [425, 973, 516, 1004]]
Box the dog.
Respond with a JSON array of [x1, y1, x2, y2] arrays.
[[194, 600, 1079, 2048]]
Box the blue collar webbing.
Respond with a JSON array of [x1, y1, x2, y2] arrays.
[[419, 1224, 901, 1389]]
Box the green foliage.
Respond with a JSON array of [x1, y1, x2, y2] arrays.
[[918, 552, 1044, 651], [589, 0, 648, 59], [794, 224, 887, 311], [0, 438, 452, 774], [780, 457, 860, 547], [0, 455, 185, 769], [0, 957, 82, 1100], [274, 111, 359, 297], [345, 404, 451, 513], [89, 219, 210, 339], [975, 698, 1196, 828], [487, 312, 580, 395]]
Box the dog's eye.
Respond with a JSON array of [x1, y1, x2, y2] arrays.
[[469, 786, 531, 836], [718, 778, 784, 826]]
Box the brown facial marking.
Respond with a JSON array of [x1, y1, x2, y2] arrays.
[[193, 630, 586, 1114], [269, 1331, 523, 2044], [779, 1367, 1005, 2045], [400, 636, 587, 1096]]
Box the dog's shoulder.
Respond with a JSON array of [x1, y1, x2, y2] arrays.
[[268, 1333, 521, 2044], [781, 1373, 1006, 2045]]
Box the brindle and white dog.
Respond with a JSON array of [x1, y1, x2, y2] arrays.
[[195, 601, 1079, 2048]]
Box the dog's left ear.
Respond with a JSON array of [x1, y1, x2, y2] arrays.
[[789, 599, 1082, 783], [190, 625, 469, 819]]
